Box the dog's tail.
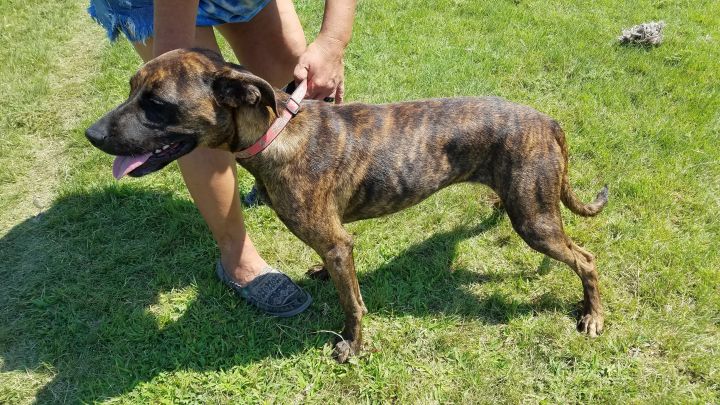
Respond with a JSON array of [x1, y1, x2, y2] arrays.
[[552, 120, 609, 217], [561, 182, 608, 217]]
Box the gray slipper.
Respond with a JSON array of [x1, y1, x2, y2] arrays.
[[216, 260, 312, 317]]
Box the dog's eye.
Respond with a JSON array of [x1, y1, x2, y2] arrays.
[[146, 94, 168, 106], [139, 93, 180, 126]]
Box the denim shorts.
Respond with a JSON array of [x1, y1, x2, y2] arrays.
[[88, 0, 271, 42]]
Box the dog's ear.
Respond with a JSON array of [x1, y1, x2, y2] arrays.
[[212, 66, 278, 116]]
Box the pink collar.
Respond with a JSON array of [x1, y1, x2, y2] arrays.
[[234, 80, 307, 159]]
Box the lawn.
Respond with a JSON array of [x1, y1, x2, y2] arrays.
[[1, 0, 718, 403]]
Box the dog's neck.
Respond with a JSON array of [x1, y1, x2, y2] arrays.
[[231, 105, 274, 150], [231, 91, 304, 162]]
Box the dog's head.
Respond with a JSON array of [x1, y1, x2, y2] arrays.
[[85, 48, 277, 179]]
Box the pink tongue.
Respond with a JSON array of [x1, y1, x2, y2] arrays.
[[112, 153, 153, 179]]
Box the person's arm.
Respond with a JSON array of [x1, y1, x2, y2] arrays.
[[152, 0, 199, 57], [294, 0, 357, 103], [317, 0, 356, 46]]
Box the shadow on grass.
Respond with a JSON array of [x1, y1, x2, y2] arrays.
[[357, 211, 570, 324], [0, 186, 572, 403]]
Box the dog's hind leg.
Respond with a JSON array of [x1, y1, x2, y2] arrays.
[[503, 203, 604, 337]]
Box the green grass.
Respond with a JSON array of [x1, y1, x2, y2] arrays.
[[1, 0, 719, 403]]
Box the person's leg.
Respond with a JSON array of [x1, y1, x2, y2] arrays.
[[133, 28, 267, 286], [216, 0, 307, 88]]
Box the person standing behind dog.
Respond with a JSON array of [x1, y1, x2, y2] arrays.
[[88, 0, 356, 316]]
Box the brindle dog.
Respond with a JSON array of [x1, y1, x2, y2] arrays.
[[86, 49, 609, 362]]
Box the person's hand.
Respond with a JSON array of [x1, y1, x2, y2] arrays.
[[293, 34, 346, 103]]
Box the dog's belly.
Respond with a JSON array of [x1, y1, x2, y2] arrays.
[[341, 149, 474, 222]]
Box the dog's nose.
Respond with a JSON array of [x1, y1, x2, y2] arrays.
[[85, 124, 107, 148]]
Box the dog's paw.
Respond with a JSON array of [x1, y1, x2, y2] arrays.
[[332, 339, 356, 363], [577, 313, 604, 337], [307, 264, 330, 281], [491, 196, 504, 211]]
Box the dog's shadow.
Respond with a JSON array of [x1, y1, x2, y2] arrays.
[[0, 186, 571, 403], [355, 210, 568, 324]]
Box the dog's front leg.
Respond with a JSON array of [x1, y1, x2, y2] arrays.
[[281, 211, 366, 362], [322, 233, 365, 363]]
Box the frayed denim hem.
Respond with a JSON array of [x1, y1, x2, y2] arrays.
[[88, 0, 272, 44], [88, 1, 154, 43]]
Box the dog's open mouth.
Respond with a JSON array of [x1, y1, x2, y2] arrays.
[[112, 140, 196, 179]]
